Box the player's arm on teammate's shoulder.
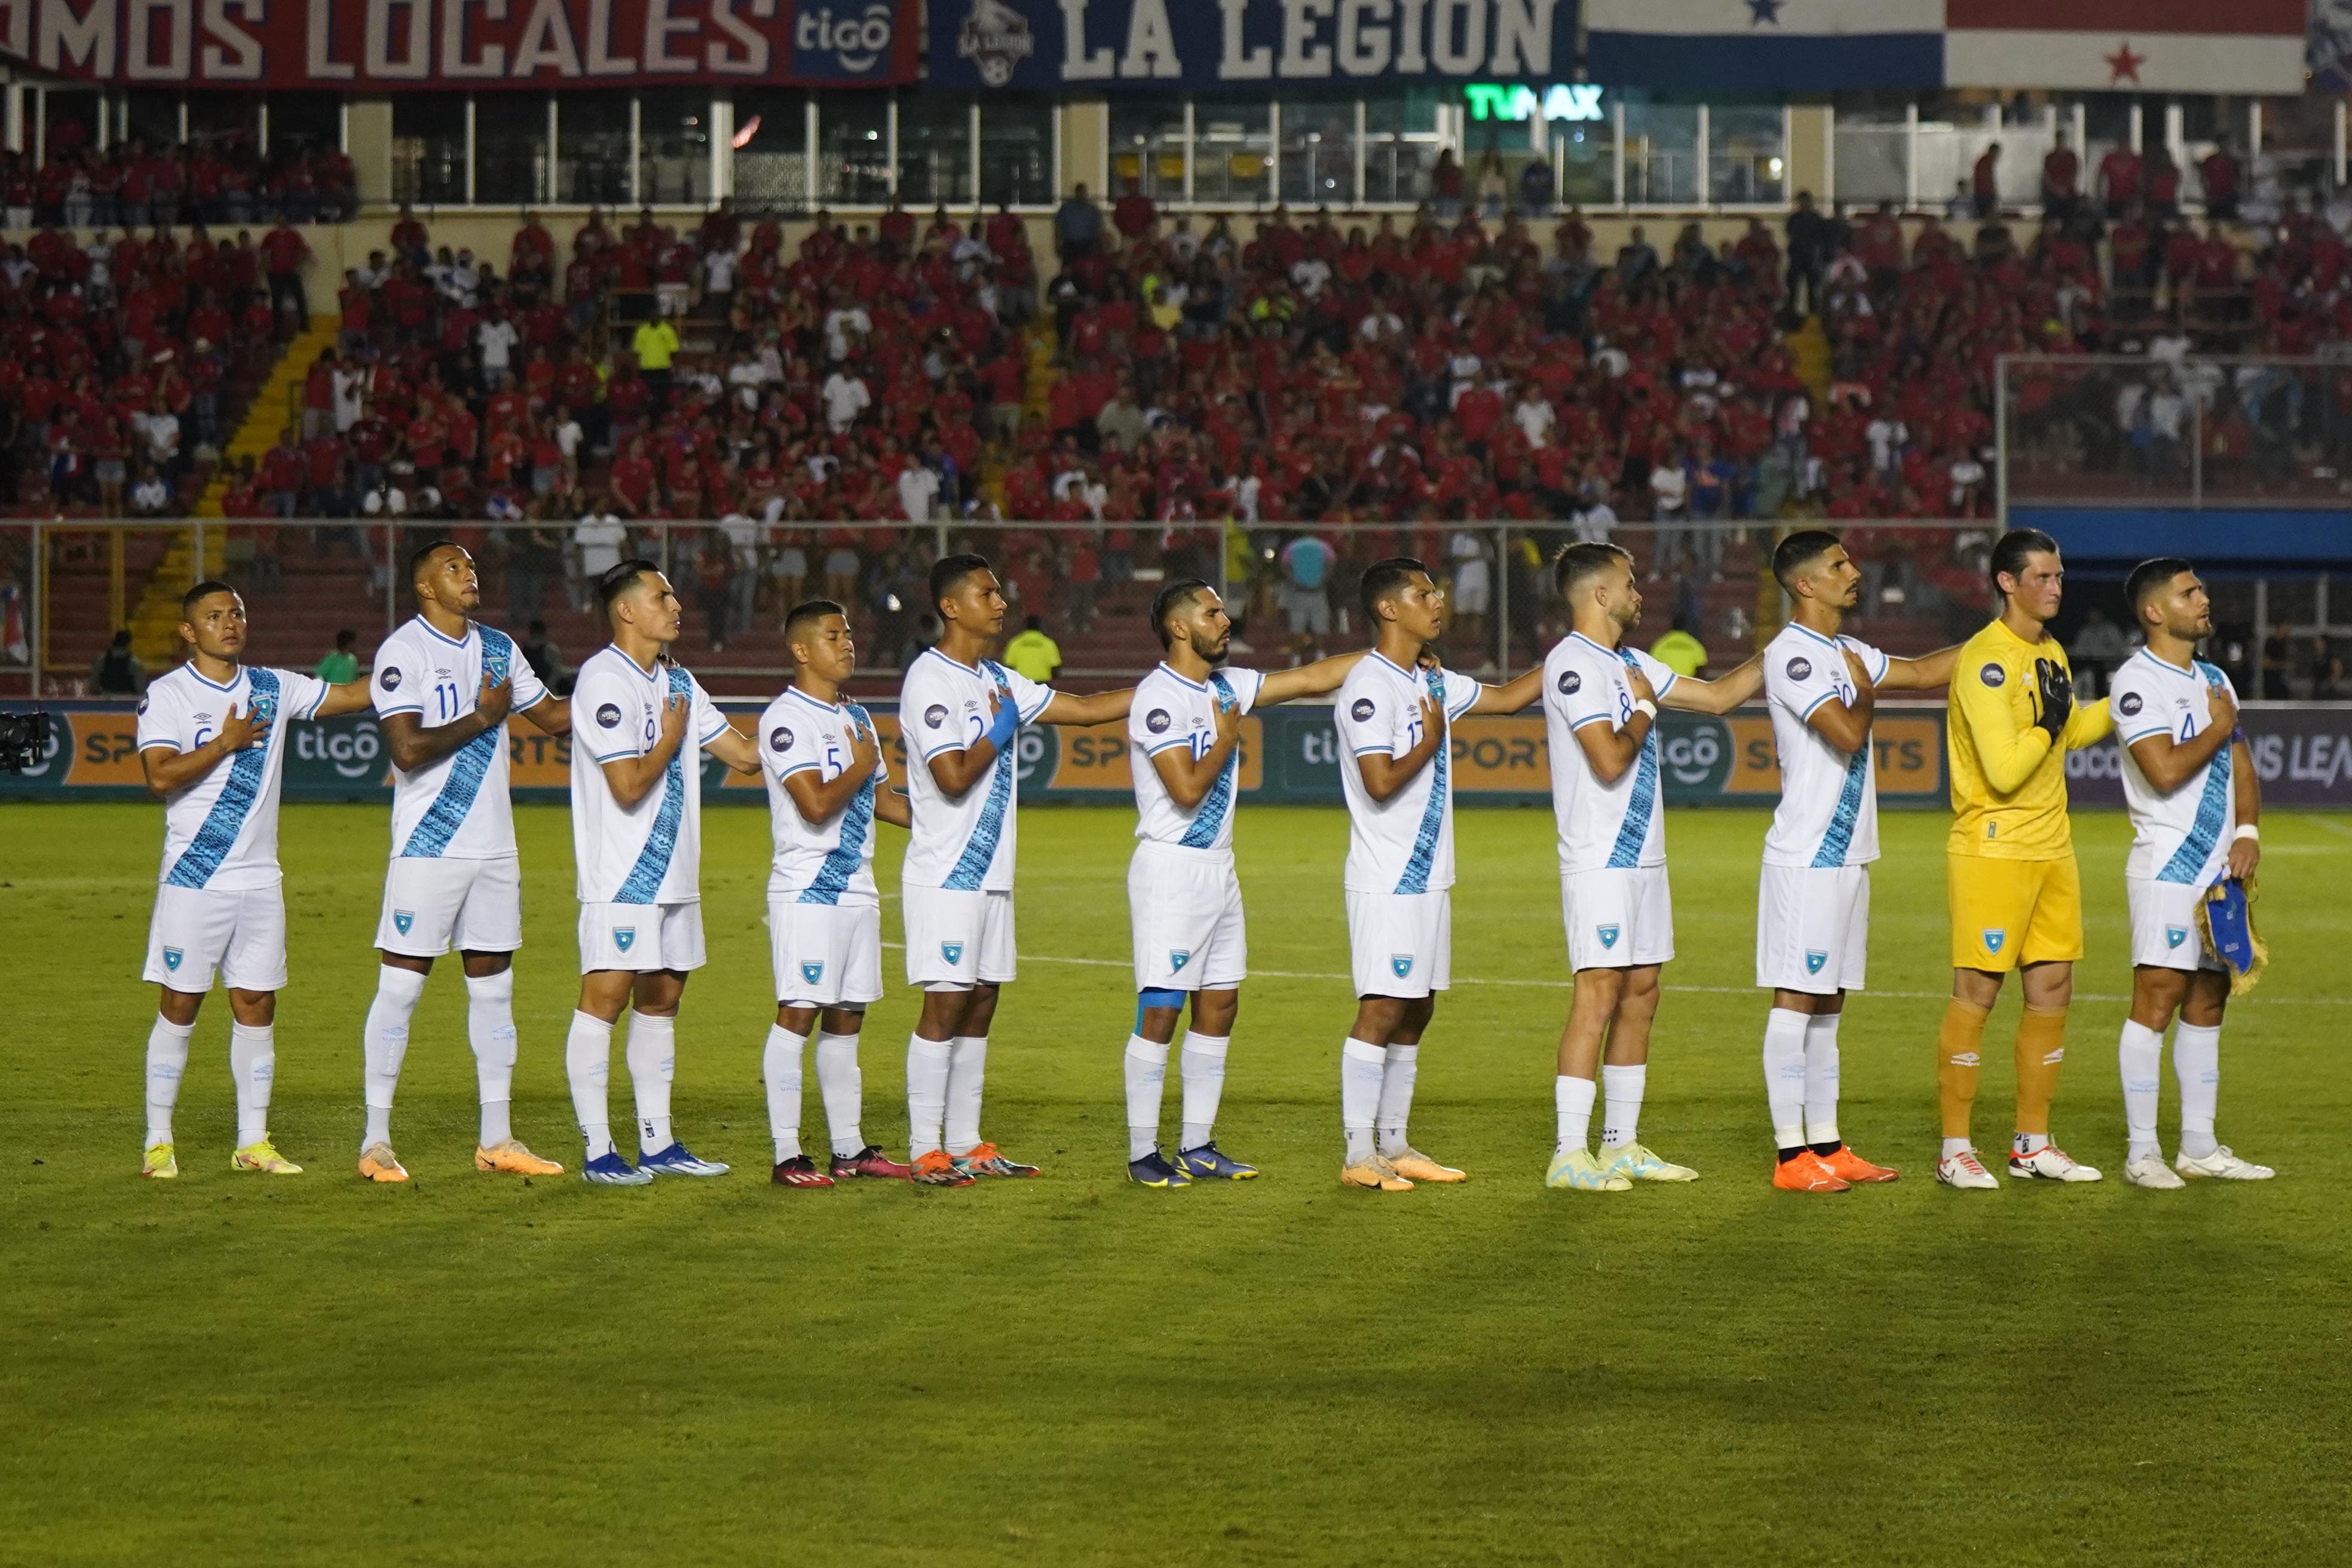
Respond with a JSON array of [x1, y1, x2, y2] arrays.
[[1876, 643, 1962, 691], [1354, 684, 1446, 801], [1255, 649, 1367, 705], [522, 695, 571, 735], [1805, 648, 1878, 754], [1658, 650, 1764, 713], [2228, 735, 2261, 878], [140, 699, 265, 797], [315, 677, 375, 718], [599, 684, 690, 807], [1038, 685, 1134, 726], [1150, 698, 1241, 809], [2125, 679, 2237, 793], [1464, 662, 1547, 715], [381, 663, 516, 771]]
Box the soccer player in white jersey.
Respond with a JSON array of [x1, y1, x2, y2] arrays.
[[1331, 557, 1545, 1193], [134, 581, 373, 1178], [2108, 558, 2272, 1189], [1752, 531, 1956, 1193], [755, 599, 917, 1189], [1120, 578, 1364, 1187], [355, 540, 574, 1184], [1539, 543, 1763, 1192], [899, 553, 1131, 1186], [564, 559, 762, 1186]]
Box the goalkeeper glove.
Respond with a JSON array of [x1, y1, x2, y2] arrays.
[[2033, 657, 2072, 742]]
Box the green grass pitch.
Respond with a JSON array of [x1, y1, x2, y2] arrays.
[[5, 800, 2350, 1566]]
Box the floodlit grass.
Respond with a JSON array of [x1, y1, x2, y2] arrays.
[[5, 801, 2349, 1566]]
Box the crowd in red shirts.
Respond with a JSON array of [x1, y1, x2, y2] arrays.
[[1, 134, 356, 233]]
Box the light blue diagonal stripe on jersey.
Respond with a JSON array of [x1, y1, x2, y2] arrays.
[[2157, 664, 2233, 886], [166, 669, 280, 889], [614, 666, 691, 905], [944, 667, 1018, 891], [401, 628, 514, 859], [1605, 652, 1657, 871], [1178, 672, 1239, 850], [1811, 744, 1870, 869], [1395, 669, 1449, 895], [798, 771, 876, 906]]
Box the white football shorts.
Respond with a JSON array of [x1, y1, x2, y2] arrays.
[[902, 884, 1016, 990], [2127, 876, 2225, 973], [1754, 862, 1870, 994], [769, 893, 884, 1007], [375, 855, 523, 957], [1128, 841, 1247, 993], [1346, 889, 1451, 999], [1560, 864, 1676, 972], [143, 883, 288, 993], [578, 900, 706, 974]]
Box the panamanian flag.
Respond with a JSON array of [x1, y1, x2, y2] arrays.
[[1584, 0, 2305, 94]]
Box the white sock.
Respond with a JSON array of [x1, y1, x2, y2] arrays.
[[1941, 1137, 1974, 1159], [2173, 1021, 2222, 1160], [2014, 1131, 2050, 1156], [1376, 1043, 1419, 1157], [466, 969, 518, 1149], [1178, 1031, 1229, 1152], [1123, 1033, 1169, 1160], [144, 1015, 193, 1146], [1340, 1038, 1385, 1163], [565, 1010, 615, 1160], [814, 1029, 864, 1158], [228, 1021, 275, 1147], [945, 1035, 988, 1155], [1600, 1062, 1645, 1147], [2118, 1018, 2164, 1162], [1803, 1010, 1842, 1149], [1554, 1074, 1595, 1155], [626, 1010, 677, 1155], [764, 1022, 804, 1164], [906, 1034, 952, 1157], [361, 965, 425, 1152], [1762, 1007, 1809, 1152]]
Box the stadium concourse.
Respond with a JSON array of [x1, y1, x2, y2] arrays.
[[11, 177, 2322, 691]]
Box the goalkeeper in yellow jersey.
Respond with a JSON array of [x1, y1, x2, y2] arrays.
[[1936, 529, 2115, 1190]]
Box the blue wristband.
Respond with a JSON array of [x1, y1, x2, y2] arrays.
[[984, 696, 1020, 753]]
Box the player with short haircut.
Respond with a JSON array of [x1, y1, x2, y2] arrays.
[[1936, 529, 2114, 1189], [898, 553, 1131, 1184], [355, 540, 572, 1184], [755, 599, 915, 1189], [1539, 543, 1763, 1192], [134, 582, 372, 1178], [1753, 532, 1956, 1193], [2108, 558, 2272, 1187], [1119, 580, 1365, 1187], [564, 559, 762, 1186], [1332, 558, 1545, 1193]]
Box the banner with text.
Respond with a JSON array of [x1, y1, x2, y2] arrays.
[[930, 0, 1572, 93], [0, 0, 918, 91]]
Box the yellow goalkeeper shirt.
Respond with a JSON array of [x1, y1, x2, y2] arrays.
[[1947, 617, 2114, 860]]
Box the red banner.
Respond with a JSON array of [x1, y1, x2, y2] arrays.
[[0, 0, 917, 90]]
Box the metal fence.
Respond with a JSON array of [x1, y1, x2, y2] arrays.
[[1999, 353, 2352, 512]]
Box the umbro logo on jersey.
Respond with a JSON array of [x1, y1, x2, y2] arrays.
[[381, 666, 403, 691], [393, 910, 415, 936], [1805, 950, 1829, 975], [162, 947, 183, 971], [2120, 693, 2143, 716], [1389, 954, 1414, 978], [1350, 699, 1376, 722], [1787, 657, 1812, 681], [596, 703, 622, 728], [1557, 670, 1580, 694], [771, 727, 794, 751], [1146, 709, 1172, 734], [614, 928, 636, 952], [1169, 950, 1190, 972], [1597, 924, 1620, 949], [801, 960, 825, 985], [2166, 926, 2188, 948], [1983, 929, 2006, 953], [941, 941, 964, 964], [1980, 663, 2005, 688]]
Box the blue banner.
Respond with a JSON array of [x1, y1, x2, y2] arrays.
[[930, 0, 1574, 92]]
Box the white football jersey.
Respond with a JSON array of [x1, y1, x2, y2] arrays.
[[569, 647, 731, 905], [136, 663, 330, 891], [1333, 652, 1484, 895], [2111, 648, 2238, 886], [1761, 624, 1890, 869], [1129, 663, 1267, 856], [899, 648, 1054, 892], [758, 684, 881, 902], [370, 616, 550, 860], [1541, 632, 1680, 874]]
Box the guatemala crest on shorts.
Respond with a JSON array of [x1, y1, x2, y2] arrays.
[[1169, 950, 1190, 972], [1805, 950, 1829, 975], [1390, 953, 1414, 978], [2166, 926, 2189, 950], [942, 941, 964, 965], [393, 909, 415, 936], [614, 927, 636, 953], [162, 947, 183, 971], [1597, 924, 1620, 950], [801, 960, 825, 984], [1983, 929, 2006, 954]]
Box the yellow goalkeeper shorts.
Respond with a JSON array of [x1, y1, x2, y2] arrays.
[[1947, 852, 2084, 972]]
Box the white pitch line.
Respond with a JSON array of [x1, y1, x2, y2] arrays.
[[879, 944, 2351, 1006]]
